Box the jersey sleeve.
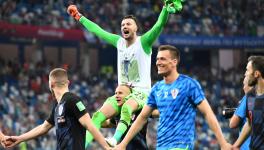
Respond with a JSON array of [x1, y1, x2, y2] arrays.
[[79, 16, 121, 47], [146, 84, 158, 109], [140, 7, 169, 55], [234, 96, 247, 119], [46, 105, 56, 125], [67, 96, 88, 120], [188, 79, 206, 105]]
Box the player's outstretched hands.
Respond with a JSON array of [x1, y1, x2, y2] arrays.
[[67, 5, 82, 21], [164, 0, 184, 13], [112, 143, 126, 150], [0, 137, 6, 148], [1, 135, 12, 148], [2, 136, 21, 148]]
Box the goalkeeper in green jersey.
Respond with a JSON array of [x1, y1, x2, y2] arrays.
[[98, 84, 159, 150], [67, 0, 183, 148]]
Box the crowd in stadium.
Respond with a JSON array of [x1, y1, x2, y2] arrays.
[[0, 57, 245, 149], [0, 0, 261, 149], [0, 0, 262, 36]]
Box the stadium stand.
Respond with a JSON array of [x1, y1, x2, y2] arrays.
[[0, 0, 263, 149]]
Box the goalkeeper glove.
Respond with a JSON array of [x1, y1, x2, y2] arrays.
[[67, 5, 82, 21], [164, 0, 184, 13]]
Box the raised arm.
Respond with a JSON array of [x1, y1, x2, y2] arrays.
[[79, 17, 120, 47], [68, 5, 120, 47], [140, 7, 169, 55], [197, 100, 232, 150]]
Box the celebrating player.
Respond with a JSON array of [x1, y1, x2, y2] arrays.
[[99, 84, 153, 149], [233, 56, 264, 150], [67, 0, 183, 147], [115, 45, 232, 150]]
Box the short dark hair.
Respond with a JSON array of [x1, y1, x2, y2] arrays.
[[158, 45, 180, 62], [122, 15, 140, 29], [248, 56, 264, 78]]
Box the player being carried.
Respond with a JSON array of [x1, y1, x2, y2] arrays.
[[100, 84, 159, 150], [67, 0, 183, 148]]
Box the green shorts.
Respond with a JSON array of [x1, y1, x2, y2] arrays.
[[104, 88, 148, 114]]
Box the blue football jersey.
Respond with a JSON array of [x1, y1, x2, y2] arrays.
[[234, 96, 250, 150], [147, 74, 205, 150]]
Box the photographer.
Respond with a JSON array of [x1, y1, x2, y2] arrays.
[[229, 76, 252, 150]]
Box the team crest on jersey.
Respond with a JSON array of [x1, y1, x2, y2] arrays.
[[171, 89, 179, 99], [58, 104, 64, 116]]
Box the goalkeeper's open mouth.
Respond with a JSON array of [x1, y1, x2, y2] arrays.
[[122, 29, 130, 38]]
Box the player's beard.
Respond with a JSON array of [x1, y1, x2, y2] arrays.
[[248, 73, 258, 87], [124, 34, 133, 41]]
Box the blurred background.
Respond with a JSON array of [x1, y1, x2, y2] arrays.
[[0, 0, 263, 149]]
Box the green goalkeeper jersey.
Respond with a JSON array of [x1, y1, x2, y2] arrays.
[[79, 7, 169, 93]]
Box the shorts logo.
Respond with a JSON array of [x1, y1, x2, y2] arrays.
[[171, 89, 179, 99]]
